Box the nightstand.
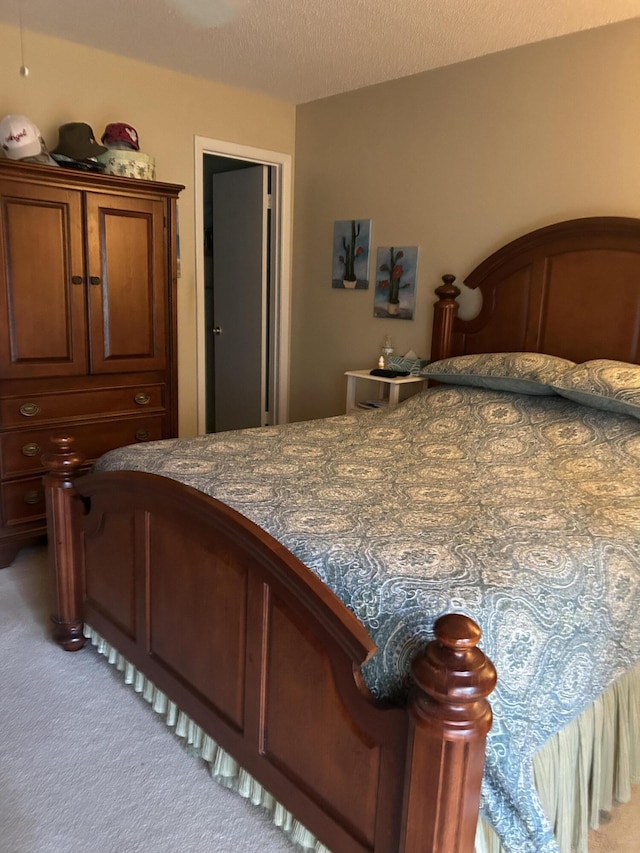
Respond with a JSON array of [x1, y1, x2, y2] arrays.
[[344, 370, 426, 414]]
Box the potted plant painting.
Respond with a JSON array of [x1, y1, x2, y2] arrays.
[[374, 245, 418, 319], [332, 219, 371, 289]]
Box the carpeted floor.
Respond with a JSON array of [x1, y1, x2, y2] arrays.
[[1, 545, 637, 852], [1, 545, 293, 853], [587, 804, 640, 853]]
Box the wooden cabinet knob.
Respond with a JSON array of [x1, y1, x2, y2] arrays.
[[89, 276, 101, 285], [71, 275, 83, 285]]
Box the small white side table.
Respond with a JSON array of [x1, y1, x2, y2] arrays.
[[344, 369, 426, 413]]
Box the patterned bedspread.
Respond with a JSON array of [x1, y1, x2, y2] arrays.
[[96, 385, 640, 853]]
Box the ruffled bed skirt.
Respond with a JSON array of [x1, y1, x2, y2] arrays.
[[475, 662, 640, 853], [85, 625, 639, 853]]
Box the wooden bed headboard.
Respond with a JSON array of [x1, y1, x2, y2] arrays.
[[431, 217, 640, 365]]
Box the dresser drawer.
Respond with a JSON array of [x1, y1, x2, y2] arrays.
[[1, 416, 166, 477], [0, 385, 165, 427], [2, 476, 47, 526]]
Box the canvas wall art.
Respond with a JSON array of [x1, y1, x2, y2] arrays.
[[373, 245, 418, 319], [332, 219, 371, 289]]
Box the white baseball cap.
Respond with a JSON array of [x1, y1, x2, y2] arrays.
[[0, 114, 43, 160]]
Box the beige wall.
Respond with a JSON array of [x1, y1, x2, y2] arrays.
[[4, 19, 640, 429], [290, 19, 640, 421], [0, 22, 296, 436]]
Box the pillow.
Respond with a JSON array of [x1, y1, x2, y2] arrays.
[[422, 352, 577, 396], [551, 359, 640, 420], [387, 355, 429, 376]]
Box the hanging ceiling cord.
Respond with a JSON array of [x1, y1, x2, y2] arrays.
[[17, 0, 29, 76]]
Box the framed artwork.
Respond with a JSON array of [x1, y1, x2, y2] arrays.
[[332, 219, 371, 289], [373, 246, 418, 319]]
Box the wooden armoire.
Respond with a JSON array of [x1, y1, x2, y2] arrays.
[[0, 159, 183, 567]]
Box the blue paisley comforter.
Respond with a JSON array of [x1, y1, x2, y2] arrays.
[[96, 386, 640, 853]]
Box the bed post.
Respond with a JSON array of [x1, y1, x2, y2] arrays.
[[430, 274, 460, 362], [400, 613, 496, 853], [42, 436, 87, 652]]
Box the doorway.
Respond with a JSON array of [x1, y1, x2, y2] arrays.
[[206, 159, 270, 432], [194, 137, 292, 435]]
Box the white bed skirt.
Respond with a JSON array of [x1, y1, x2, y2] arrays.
[[84, 625, 639, 853], [475, 664, 640, 853]]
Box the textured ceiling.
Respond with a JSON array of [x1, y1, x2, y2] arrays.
[[3, 0, 640, 104]]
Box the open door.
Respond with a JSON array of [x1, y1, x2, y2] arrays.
[[195, 136, 292, 437], [209, 165, 270, 432]]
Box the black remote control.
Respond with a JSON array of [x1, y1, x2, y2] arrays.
[[370, 368, 410, 378]]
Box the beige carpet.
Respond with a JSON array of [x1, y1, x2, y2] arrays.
[[1, 544, 637, 852], [587, 802, 640, 853], [1, 545, 293, 853]]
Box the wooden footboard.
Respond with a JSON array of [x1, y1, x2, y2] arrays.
[[43, 436, 496, 853]]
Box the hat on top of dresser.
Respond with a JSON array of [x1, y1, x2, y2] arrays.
[[101, 122, 139, 151], [0, 114, 44, 160], [51, 122, 107, 160]]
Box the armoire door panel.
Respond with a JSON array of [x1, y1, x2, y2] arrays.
[[0, 181, 87, 379], [85, 194, 167, 373]]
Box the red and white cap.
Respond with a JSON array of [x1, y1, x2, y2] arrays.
[[101, 122, 140, 151], [0, 114, 43, 160]]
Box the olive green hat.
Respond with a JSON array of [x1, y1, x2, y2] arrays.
[[51, 122, 107, 160]]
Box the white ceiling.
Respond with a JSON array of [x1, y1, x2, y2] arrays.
[[4, 0, 640, 104]]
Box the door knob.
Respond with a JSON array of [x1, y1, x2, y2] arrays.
[[213, 326, 222, 335]]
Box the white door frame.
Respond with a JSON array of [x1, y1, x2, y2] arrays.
[[194, 136, 292, 434]]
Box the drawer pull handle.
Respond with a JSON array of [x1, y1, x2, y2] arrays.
[[23, 490, 42, 505], [22, 442, 41, 457], [134, 392, 151, 405], [135, 429, 149, 441], [19, 403, 40, 417], [89, 276, 101, 285]]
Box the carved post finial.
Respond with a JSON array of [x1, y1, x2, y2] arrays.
[[411, 613, 496, 737], [401, 614, 496, 853], [42, 434, 85, 480], [436, 273, 460, 300]]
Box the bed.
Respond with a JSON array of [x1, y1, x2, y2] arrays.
[[43, 216, 640, 853]]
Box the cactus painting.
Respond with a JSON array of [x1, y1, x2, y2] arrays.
[[332, 219, 371, 289], [374, 245, 419, 319]]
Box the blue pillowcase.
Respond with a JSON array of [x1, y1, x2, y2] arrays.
[[551, 359, 640, 421], [422, 352, 576, 396]]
